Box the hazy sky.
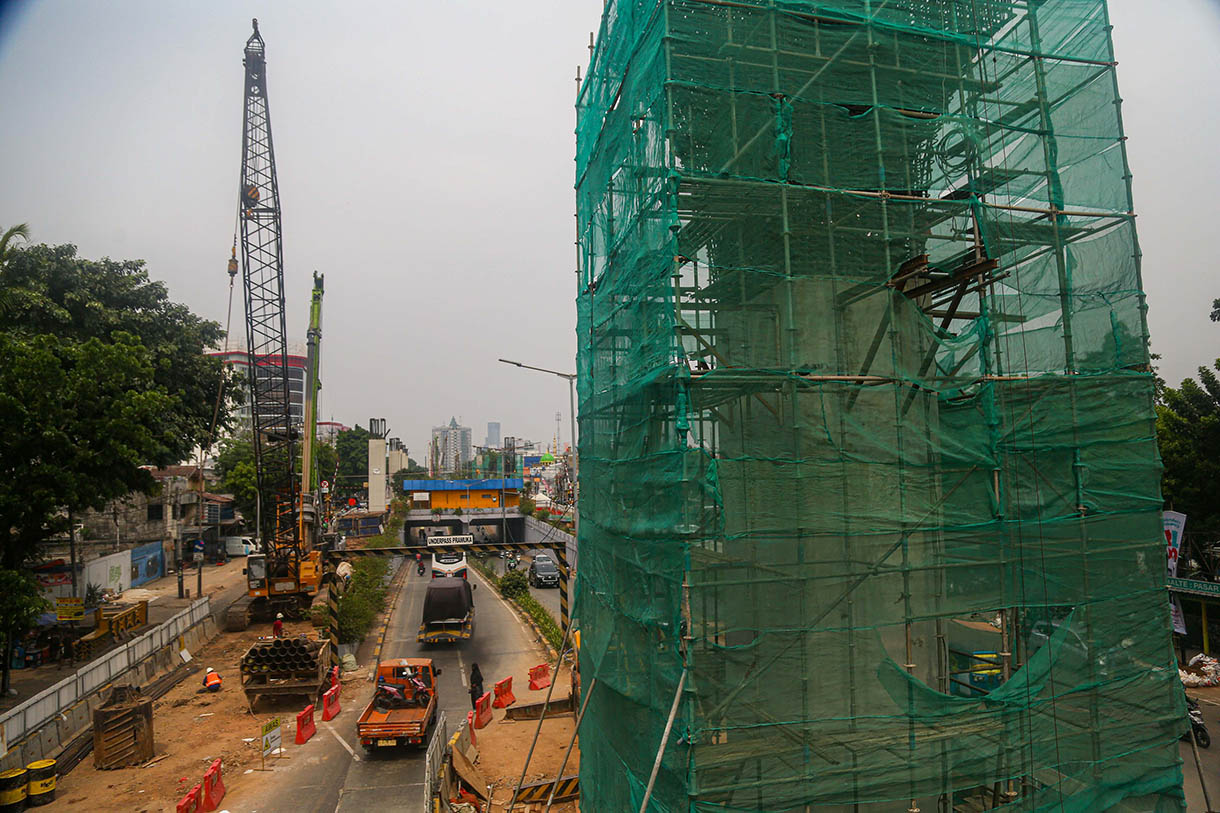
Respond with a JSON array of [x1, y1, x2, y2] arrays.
[[1, 1, 1217, 460]]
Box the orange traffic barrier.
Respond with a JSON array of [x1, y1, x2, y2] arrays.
[[528, 663, 552, 691], [295, 704, 317, 745], [466, 711, 477, 747], [176, 783, 201, 813], [492, 676, 516, 709], [473, 691, 492, 729], [322, 685, 341, 721], [330, 666, 341, 697], [200, 758, 226, 812]]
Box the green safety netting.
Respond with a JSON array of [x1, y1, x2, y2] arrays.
[[573, 0, 1184, 810]]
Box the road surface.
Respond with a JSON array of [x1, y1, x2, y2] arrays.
[[227, 563, 546, 812], [482, 549, 562, 625]]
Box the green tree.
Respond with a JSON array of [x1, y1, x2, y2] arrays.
[[1157, 359, 1220, 534], [0, 569, 50, 696], [335, 425, 370, 481], [0, 240, 237, 568], [214, 432, 337, 523], [0, 224, 29, 315]]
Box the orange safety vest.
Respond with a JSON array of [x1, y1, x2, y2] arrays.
[[204, 672, 222, 689]]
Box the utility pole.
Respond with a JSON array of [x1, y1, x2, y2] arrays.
[[68, 509, 78, 599]]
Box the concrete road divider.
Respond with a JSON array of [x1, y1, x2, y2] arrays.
[[295, 704, 317, 744], [322, 685, 341, 721], [528, 663, 552, 690], [473, 692, 492, 729], [200, 758, 225, 812], [176, 783, 202, 813], [492, 676, 516, 709]]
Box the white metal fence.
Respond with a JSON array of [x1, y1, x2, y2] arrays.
[[423, 709, 449, 808], [0, 597, 210, 751]]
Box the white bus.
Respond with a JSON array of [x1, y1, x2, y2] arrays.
[[432, 550, 468, 580], [427, 534, 472, 579]]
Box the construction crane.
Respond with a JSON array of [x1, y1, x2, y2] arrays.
[[226, 19, 326, 631]]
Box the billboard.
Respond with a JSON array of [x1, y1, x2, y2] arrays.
[[130, 540, 164, 587]]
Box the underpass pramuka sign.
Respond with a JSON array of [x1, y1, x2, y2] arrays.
[[426, 535, 474, 547]]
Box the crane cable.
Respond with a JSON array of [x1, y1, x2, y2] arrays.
[[198, 233, 240, 475]]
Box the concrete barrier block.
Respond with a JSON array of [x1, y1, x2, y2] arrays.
[[202, 617, 218, 641], [71, 702, 90, 734], [55, 714, 76, 747], [37, 721, 59, 757], [0, 747, 24, 773], [20, 733, 44, 766]]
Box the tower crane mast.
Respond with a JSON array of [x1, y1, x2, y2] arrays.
[[226, 19, 324, 630]]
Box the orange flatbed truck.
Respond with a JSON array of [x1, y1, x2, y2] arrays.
[[357, 658, 441, 751]]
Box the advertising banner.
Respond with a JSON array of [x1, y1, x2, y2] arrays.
[[1165, 511, 1188, 634], [130, 540, 165, 587], [56, 596, 84, 621]]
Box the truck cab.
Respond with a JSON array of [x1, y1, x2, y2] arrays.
[[357, 658, 441, 750]]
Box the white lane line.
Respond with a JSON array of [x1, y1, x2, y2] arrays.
[[458, 648, 467, 689], [471, 568, 535, 644], [324, 722, 360, 761]]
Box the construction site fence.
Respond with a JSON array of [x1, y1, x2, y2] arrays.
[[0, 597, 210, 754], [424, 709, 449, 809]]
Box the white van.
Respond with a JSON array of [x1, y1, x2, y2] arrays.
[[222, 536, 256, 557]]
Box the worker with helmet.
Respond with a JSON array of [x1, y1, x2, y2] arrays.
[[273, 612, 284, 638], [203, 668, 222, 692]]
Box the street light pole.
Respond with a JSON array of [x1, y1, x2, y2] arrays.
[[497, 358, 578, 509]]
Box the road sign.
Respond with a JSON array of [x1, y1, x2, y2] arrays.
[[193, 552, 205, 563], [426, 534, 475, 547], [261, 717, 282, 764], [193, 540, 205, 553], [321, 480, 329, 489], [56, 596, 84, 621]]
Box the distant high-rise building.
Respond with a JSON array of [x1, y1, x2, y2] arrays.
[[485, 421, 501, 448], [430, 417, 472, 475], [207, 344, 308, 431]]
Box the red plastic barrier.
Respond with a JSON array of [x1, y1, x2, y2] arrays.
[[473, 691, 492, 729], [296, 704, 317, 745], [330, 666, 341, 696], [466, 711, 477, 747], [200, 758, 226, 812], [528, 663, 552, 691], [322, 685, 341, 721], [492, 676, 516, 709], [176, 783, 201, 813]]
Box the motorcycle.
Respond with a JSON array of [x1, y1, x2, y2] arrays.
[[1183, 696, 1210, 749], [506, 557, 518, 572], [416, 561, 426, 577]]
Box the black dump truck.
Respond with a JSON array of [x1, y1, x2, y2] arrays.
[[417, 577, 475, 644]]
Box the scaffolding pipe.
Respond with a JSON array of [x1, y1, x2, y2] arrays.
[[638, 669, 688, 813]]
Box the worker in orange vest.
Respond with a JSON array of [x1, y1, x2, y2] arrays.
[[203, 667, 222, 692]]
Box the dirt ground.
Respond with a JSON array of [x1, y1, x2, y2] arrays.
[[473, 664, 581, 813], [48, 617, 325, 813]]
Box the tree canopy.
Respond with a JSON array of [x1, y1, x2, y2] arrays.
[[0, 238, 238, 567], [335, 424, 370, 481], [1157, 359, 1220, 536], [214, 432, 337, 524]]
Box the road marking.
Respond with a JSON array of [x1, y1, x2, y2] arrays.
[[324, 722, 359, 761], [471, 567, 535, 643], [458, 648, 467, 688]]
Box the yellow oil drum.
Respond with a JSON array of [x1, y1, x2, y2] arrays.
[[0, 767, 27, 813], [23, 761, 54, 807]]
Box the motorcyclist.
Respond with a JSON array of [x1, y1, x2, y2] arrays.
[[416, 553, 426, 576]]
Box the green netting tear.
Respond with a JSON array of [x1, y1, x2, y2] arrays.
[[574, 1, 1184, 810]]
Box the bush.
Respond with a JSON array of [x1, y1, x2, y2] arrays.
[[335, 558, 390, 643], [499, 569, 529, 598]]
